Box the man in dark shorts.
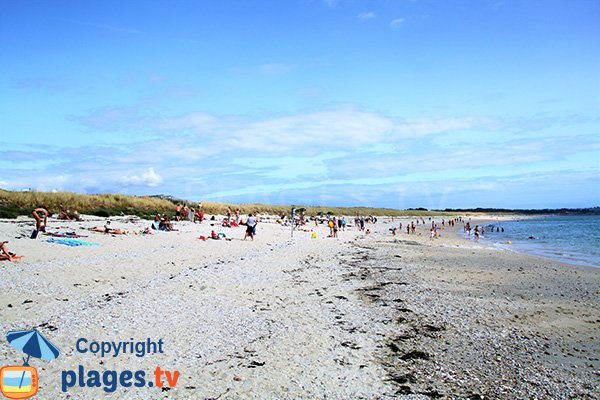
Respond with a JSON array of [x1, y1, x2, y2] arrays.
[[245, 214, 256, 241]]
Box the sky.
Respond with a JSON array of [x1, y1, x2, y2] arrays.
[[1, 0, 599, 209]]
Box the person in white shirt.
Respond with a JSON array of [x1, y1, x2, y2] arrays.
[[244, 214, 256, 241]]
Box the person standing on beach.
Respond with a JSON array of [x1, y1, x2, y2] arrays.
[[175, 204, 182, 221], [244, 214, 256, 241], [474, 225, 480, 241], [332, 217, 339, 238], [252, 212, 259, 236]]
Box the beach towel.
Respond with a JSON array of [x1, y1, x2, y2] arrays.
[[1, 252, 24, 260], [46, 238, 99, 247]]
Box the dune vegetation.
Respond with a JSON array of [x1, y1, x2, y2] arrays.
[[0, 189, 462, 219]]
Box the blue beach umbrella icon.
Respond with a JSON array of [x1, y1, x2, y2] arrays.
[[6, 329, 60, 388]]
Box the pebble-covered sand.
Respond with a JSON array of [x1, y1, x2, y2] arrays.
[[0, 215, 598, 399]]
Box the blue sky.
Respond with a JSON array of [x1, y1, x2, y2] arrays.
[[1, 0, 599, 209]]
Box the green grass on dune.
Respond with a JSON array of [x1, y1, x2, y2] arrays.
[[0, 189, 465, 219], [0, 190, 174, 219]]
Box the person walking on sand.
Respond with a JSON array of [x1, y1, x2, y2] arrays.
[[244, 213, 256, 241]]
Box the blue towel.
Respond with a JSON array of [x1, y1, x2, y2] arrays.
[[46, 238, 99, 247]]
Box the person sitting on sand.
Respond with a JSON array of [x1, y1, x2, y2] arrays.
[[159, 216, 178, 231], [0, 241, 20, 262], [56, 204, 81, 221], [32, 207, 48, 232], [58, 208, 72, 220]]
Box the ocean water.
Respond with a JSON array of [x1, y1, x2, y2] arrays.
[[468, 215, 600, 268]]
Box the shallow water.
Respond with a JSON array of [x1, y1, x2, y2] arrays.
[[467, 215, 600, 268]]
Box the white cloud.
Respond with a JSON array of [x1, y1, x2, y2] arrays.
[[358, 11, 376, 20], [390, 18, 405, 29], [154, 108, 493, 155], [121, 167, 163, 187], [323, 0, 338, 7]]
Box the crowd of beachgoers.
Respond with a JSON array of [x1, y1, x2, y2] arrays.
[[0, 201, 503, 264]]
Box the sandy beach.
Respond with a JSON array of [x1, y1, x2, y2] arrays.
[[0, 215, 598, 399]]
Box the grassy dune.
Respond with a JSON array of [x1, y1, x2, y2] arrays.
[[0, 189, 460, 219], [0, 190, 176, 219]]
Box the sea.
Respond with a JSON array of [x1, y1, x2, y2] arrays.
[[469, 215, 600, 268]]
